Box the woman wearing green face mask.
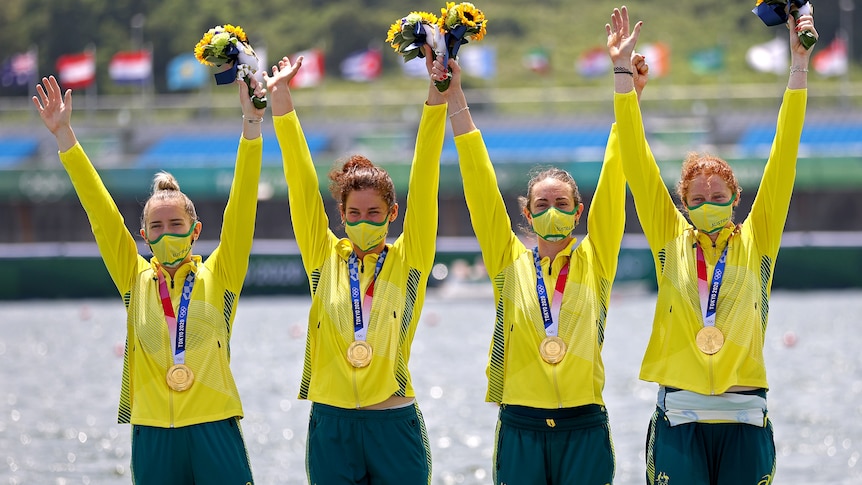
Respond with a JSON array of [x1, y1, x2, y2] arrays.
[[610, 5, 817, 484], [268, 47, 446, 484], [434, 43, 649, 482], [33, 73, 266, 484]]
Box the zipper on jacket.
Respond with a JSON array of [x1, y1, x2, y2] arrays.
[[553, 366, 563, 408], [169, 389, 175, 427], [709, 356, 716, 396], [353, 369, 361, 409]]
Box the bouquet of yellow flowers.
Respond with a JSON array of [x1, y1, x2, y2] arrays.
[[386, 11, 443, 62], [386, 2, 487, 92], [752, 0, 816, 50], [194, 24, 267, 108]]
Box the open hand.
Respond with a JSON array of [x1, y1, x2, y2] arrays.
[[32, 76, 72, 136], [264, 56, 303, 95], [606, 6, 642, 66]]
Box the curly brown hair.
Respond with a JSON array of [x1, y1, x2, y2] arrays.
[[328, 155, 396, 211], [676, 152, 741, 207]]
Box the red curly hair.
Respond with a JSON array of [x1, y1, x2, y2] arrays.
[[675, 152, 741, 207]]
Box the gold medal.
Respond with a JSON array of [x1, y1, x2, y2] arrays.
[[696, 326, 724, 355], [166, 363, 195, 392], [347, 341, 373, 368], [539, 336, 567, 364]]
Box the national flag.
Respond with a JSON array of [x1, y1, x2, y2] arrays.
[[1, 49, 37, 87], [340, 48, 382, 82], [745, 36, 788, 74], [56, 51, 96, 90], [459, 45, 496, 79], [290, 49, 324, 88], [640, 42, 670, 77], [109, 50, 152, 85], [813, 36, 848, 77], [523, 47, 550, 75], [576, 47, 610, 79], [688, 46, 724, 75], [400, 57, 428, 78], [166, 53, 208, 91]]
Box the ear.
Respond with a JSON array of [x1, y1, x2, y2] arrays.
[[338, 203, 346, 224], [575, 202, 585, 219], [192, 220, 202, 241], [139, 228, 147, 240], [389, 203, 399, 222], [733, 191, 741, 208]]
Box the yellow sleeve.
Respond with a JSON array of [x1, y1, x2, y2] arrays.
[[746, 88, 806, 256], [275, 111, 337, 276], [454, 130, 525, 277], [585, 124, 626, 277], [58, 143, 145, 295], [400, 103, 446, 270], [205, 135, 262, 291], [614, 91, 689, 253]]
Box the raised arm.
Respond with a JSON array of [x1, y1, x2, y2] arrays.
[[207, 77, 265, 290], [401, 46, 447, 270], [747, 11, 816, 255], [440, 56, 522, 276], [609, 7, 689, 252], [268, 56, 336, 274], [32, 76, 144, 295], [587, 53, 649, 275]]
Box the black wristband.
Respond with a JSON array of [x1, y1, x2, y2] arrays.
[[613, 66, 634, 77]]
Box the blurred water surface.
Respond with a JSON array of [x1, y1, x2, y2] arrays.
[[1, 289, 860, 484]]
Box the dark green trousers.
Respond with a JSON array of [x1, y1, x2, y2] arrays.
[[131, 417, 253, 485], [494, 404, 615, 485], [306, 402, 431, 485], [646, 407, 776, 485]]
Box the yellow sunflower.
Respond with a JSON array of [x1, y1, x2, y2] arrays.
[[224, 24, 247, 42], [439, 2, 487, 42], [194, 32, 215, 65]]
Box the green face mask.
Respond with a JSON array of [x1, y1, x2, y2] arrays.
[[687, 194, 736, 234], [345, 219, 389, 252], [530, 207, 577, 242], [146, 223, 197, 268]]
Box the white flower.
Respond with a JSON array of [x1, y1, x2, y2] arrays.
[[422, 23, 446, 57], [237, 44, 259, 73]]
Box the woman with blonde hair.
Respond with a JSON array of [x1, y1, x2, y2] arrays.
[[33, 74, 265, 484]]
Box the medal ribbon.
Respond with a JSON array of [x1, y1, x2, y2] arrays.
[[348, 247, 388, 342], [157, 270, 196, 365], [532, 247, 570, 338], [696, 245, 728, 328]]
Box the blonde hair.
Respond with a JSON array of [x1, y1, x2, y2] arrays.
[[140, 171, 198, 230]]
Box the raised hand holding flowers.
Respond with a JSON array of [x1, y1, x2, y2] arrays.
[[435, 2, 487, 91], [386, 3, 487, 92], [195, 24, 267, 108], [753, 1, 817, 50]]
